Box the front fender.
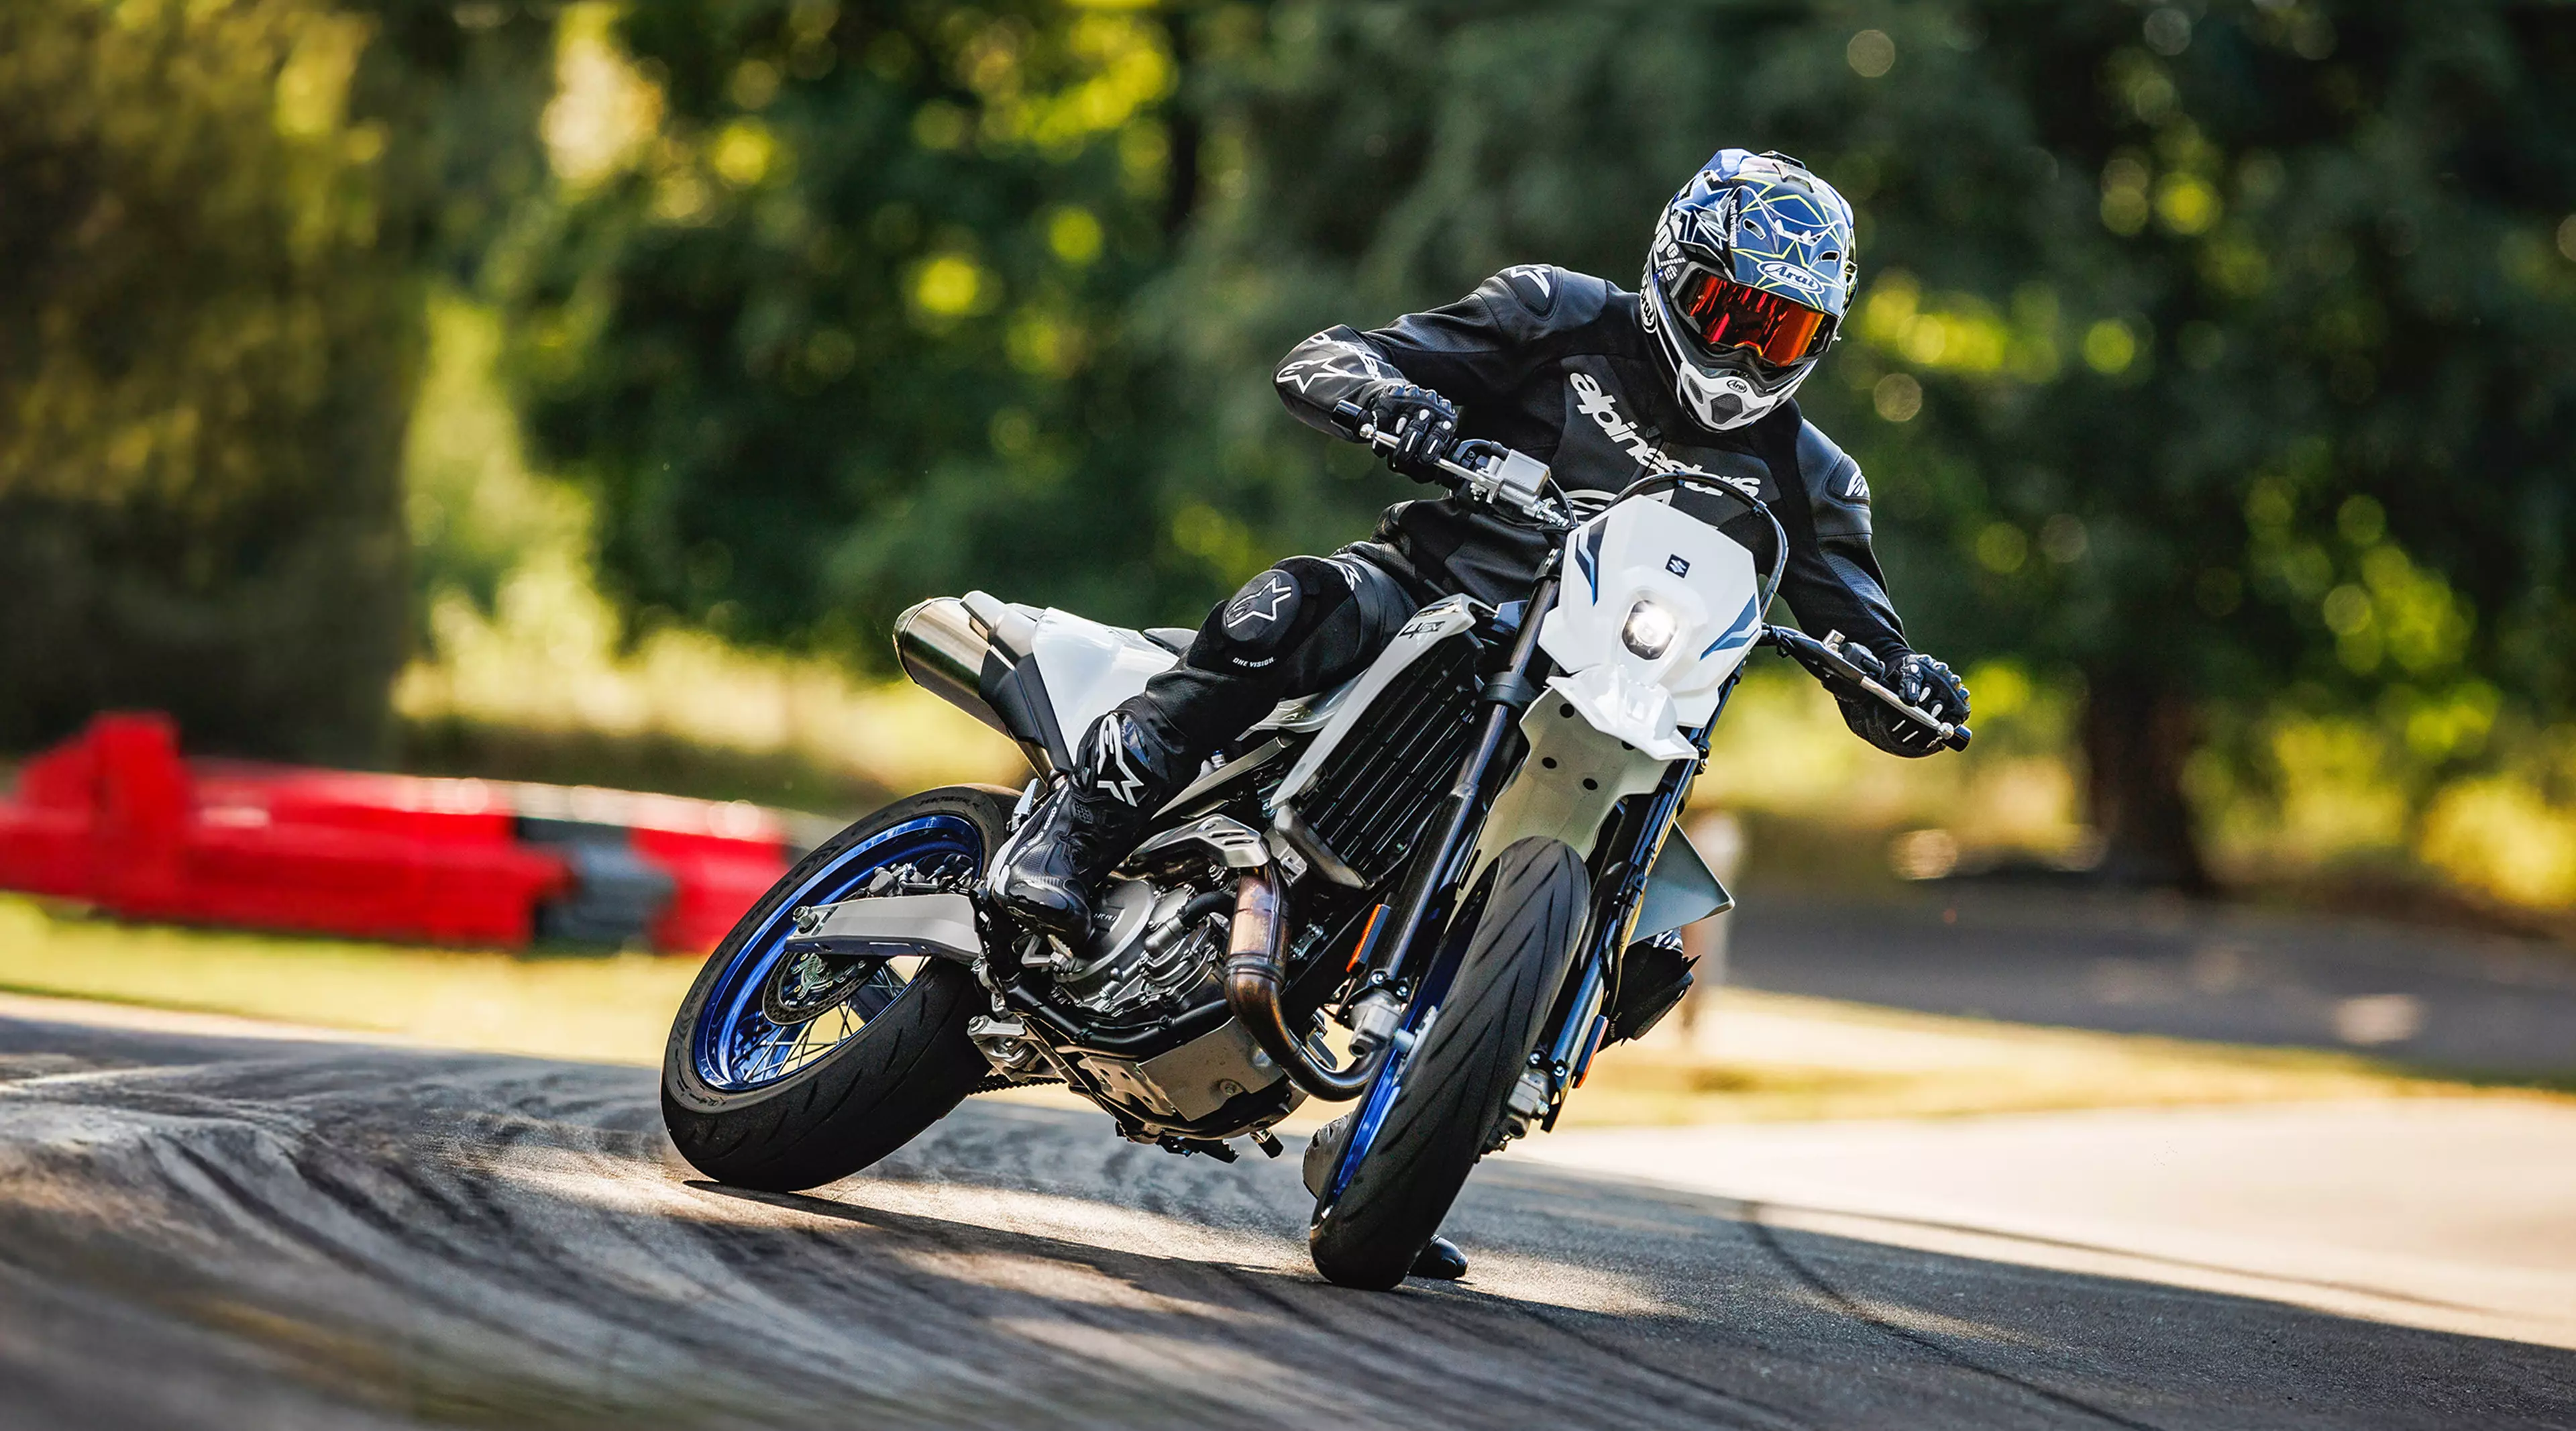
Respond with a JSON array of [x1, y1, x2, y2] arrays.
[[1463, 696, 1678, 890]]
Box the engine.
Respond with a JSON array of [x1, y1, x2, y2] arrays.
[[974, 821, 1303, 1138], [1044, 876, 1233, 1015], [1072, 875, 1302, 1133]]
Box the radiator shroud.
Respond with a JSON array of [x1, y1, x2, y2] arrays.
[[1288, 634, 1484, 887]]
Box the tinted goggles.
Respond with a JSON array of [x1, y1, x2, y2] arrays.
[[1670, 267, 1832, 367]]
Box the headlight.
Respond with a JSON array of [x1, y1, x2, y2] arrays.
[[1621, 598, 1677, 659]]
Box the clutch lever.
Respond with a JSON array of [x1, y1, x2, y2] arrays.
[[1332, 400, 1564, 527], [1762, 625, 1973, 752]]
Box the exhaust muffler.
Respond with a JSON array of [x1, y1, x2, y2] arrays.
[[893, 597, 1006, 735]]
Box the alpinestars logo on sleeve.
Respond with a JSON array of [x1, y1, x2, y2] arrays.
[[1497, 264, 1554, 308], [1277, 337, 1395, 395]]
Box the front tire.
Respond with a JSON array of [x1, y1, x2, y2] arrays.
[[1307, 837, 1589, 1290], [661, 785, 1016, 1192]]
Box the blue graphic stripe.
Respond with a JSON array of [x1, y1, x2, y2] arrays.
[[1699, 592, 1762, 659]]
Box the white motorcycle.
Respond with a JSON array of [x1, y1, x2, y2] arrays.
[[660, 413, 1968, 1290]]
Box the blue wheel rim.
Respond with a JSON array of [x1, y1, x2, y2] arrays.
[[692, 814, 983, 1092]]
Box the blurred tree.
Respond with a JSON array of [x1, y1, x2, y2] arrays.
[[500, 0, 1245, 657], [0, 0, 551, 762], [1164, 0, 2576, 887], [504, 0, 2575, 888]]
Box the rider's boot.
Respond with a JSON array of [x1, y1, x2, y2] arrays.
[[1410, 1235, 1468, 1281], [994, 709, 1186, 941]]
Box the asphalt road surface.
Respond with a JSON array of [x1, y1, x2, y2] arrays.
[[0, 1002, 2568, 1430], [1726, 887, 2576, 1077]]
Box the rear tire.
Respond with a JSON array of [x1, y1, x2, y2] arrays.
[[1307, 837, 1589, 1290], [661, 785, 1016, 1192]]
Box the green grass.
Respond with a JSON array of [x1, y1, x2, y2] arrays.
[[1, 894, 2554, 1124], [0, 896, 696, 1066]]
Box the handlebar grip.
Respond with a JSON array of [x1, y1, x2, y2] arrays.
[[1764, 625, 1972, 753], [1330, 399, 1375, 443]]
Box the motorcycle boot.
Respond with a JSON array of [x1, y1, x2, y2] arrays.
[[994, 708, 1186, 941], [1410, 1235, 1468, 1281]]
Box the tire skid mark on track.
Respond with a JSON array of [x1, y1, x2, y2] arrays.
[[1745, 1213, 2165, 1431], [0, 1012, 2565, 1430], [1488, 1290, 1821, 1431]]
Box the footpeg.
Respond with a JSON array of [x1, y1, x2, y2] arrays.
[[966, 1015, 1048, 1080]]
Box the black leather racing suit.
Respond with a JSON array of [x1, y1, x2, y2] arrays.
[[1097, 264, 1913, 796]]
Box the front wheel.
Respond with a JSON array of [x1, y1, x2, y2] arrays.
[[1307, 837, 1590, 1290], [661, 785, 1017, 1192]]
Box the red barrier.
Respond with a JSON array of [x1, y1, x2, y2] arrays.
[[0, 713, 797, 953]]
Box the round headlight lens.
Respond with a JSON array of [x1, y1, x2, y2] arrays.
[[1621, 598, 1677, 659]]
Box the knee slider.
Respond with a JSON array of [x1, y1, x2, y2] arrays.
[[1197, 558, 1356, 674], [1202, 563, 1316, 669]]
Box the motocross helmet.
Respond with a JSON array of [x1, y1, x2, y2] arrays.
[[1642, 149, 1857, 431]]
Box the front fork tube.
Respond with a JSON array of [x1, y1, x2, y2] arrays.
[[1357, 577, 1561, 1002], [1529, 678, 1734, 1125], [1529, 761, 1693, 1117]]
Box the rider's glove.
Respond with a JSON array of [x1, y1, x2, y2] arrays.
[[1839, 651, 1970, 759], [1356, 382, 1460, 483]]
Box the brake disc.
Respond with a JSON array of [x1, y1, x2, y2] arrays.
[[758, 946, 880, 1025]]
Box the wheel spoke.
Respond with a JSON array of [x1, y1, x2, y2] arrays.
[[693, 819, 983, 1091]]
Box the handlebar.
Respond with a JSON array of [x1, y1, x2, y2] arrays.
[[1328, 401, 1966, 753], [1331, 400, 1565, 526], [1762, 625, 1973, 752]]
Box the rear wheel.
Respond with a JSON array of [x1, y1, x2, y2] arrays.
[[1307, 837, 1589, 1290], [661, 785, 1016, 1192]]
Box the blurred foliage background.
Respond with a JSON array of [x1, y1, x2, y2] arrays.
[[5, 0, 2575, 926]]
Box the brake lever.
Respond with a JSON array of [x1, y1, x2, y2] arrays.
[[1762, 625, 1973, 752]]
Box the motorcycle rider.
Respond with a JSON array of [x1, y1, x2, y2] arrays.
[[996, 150, 1969, 1267]]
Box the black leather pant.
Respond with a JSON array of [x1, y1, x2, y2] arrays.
[[1099, 549, 1421, 794]]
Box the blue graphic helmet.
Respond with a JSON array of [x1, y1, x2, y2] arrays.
[[1642, 149, 1858, 431]]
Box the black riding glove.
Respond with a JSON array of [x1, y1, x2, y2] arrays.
[[1356, 382, 1460, 483], [1839, 651, 1970, 759]]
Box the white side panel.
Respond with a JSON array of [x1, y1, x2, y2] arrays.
[[1030, 609, 1179, 742], [1247, 678, 1358, 735], [1539, 500, 1764, 757], [1266, 596, 1478, 809]]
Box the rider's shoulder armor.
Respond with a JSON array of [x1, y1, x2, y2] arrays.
[[1796, 418, 1872, 541], [1468, 265, 1617, 346]]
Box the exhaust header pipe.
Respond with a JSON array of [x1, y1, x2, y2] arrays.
[[1223, 868, 1399, 1102]]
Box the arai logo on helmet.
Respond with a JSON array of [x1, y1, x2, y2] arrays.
[[1753, 260, 1828, 299]]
